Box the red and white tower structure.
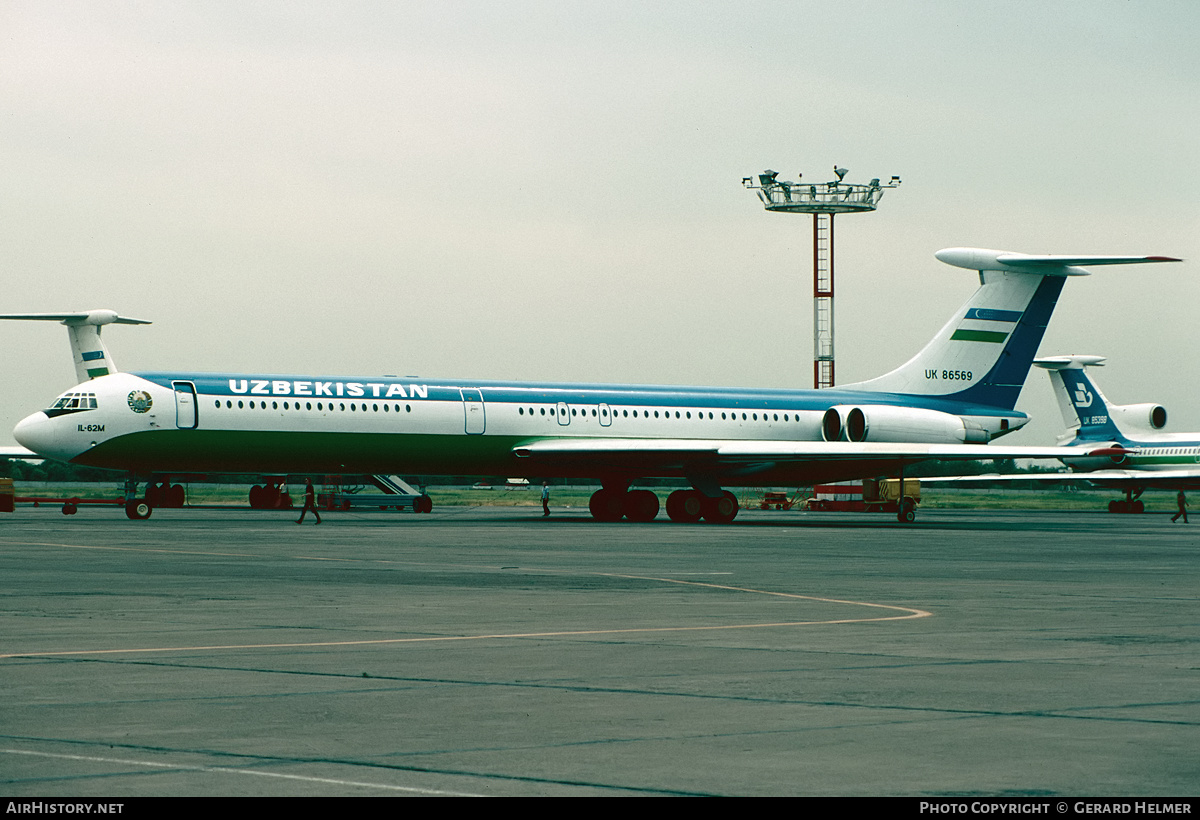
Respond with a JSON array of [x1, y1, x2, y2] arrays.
[[744, 168, 899, 389]]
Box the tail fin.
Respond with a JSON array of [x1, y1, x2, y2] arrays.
[[1035, 355, 1169, 444], [0, 310, 151, 383], [842, 249, 1181, 410], [1034, 355, 1121, 442]]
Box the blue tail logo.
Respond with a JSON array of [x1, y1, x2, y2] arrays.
[[1071, 384, 1094, 409]]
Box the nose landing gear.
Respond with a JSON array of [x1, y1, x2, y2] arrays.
[[122, 476, 153, 520], [125, 499, 152, 520]]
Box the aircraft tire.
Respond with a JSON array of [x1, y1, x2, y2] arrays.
[[665, 490, 703, 523], [701, 491, 739, 524], [589, 488, 625, 522], [623, 489, 660, 522], [897, 498, 916, 524], [125, 500, 152, 520], [1133, 499, 1144, 514], [417, 494, 433, 513]]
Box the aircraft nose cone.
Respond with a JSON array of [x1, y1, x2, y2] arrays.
[[14, 411, 58, 457]]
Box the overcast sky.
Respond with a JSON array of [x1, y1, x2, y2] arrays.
[[1, 1, 1196, 448]]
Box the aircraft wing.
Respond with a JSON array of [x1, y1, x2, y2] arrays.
[[922, 468, 1200, 489], [512, 438, 1080, 473]]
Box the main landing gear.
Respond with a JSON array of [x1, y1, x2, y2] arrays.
[[587, 487, 740, 524], [145, 481, 186, 509], [588, 488, 660, 522], [249, 482, 293, 509], [1108, 488, 1145, 514], [666, 489, 739, 524]]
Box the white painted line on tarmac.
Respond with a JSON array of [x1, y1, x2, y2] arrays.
[[2, 748, 483, 796]]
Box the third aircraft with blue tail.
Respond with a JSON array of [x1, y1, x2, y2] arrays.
[[1023, 355, 1200, 512]]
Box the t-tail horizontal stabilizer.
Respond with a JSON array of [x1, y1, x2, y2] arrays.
[[0, 310, 151, 383], [934, 249, 1183, 276], [842, 248, 1181, 411]]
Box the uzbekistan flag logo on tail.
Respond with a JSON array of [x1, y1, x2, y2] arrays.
[[950, 308, 1022, 343]]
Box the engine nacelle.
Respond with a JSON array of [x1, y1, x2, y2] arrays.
[[822, 405, 990, 444], [1063, 448, 1128, 472], [1108, 402, 1167, 432]]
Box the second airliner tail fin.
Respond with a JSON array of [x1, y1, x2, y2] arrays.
[[1035, 355, 1168, 444]]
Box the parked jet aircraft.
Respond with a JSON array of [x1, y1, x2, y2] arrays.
[[4, 248, 1179, 522], [921, 355, 1200, 512], [1032, 355, 1200, 512]]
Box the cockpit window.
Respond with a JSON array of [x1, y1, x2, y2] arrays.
[[46, 391, 98, 417]]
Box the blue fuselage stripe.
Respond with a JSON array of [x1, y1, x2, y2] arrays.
[[130, 371, 1027, 422]]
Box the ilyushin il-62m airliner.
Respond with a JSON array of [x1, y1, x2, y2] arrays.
[[4, 248, 1179, 523]]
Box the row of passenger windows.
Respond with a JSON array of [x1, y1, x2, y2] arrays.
[[515, 406, 802, 422], [211, 398, 800, 423], [215, 399, 413, 414]]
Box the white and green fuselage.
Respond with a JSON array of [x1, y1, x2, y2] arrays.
[[15, 368, 1034, 485], [9, 249, 1180, 499]]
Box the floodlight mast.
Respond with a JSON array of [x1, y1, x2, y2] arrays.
[[743, 169, 900, 389]]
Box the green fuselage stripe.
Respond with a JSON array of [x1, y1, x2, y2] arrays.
[[1129, 455, 1200, 467], [69, 428, 906, 487], [72, 429, 529, 476]]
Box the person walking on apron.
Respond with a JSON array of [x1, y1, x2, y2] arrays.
[[1171, 490, 1188, 523], [297, 478, 322, 525]]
